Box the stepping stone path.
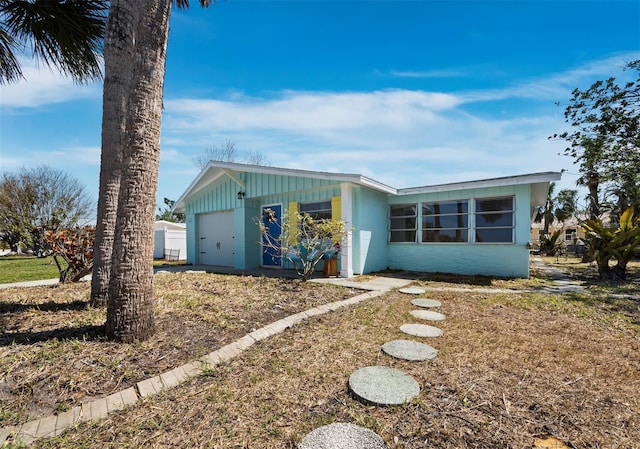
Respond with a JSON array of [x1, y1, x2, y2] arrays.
[[398, 287, 426, 295], [400, 323, 443, 337], [411, 298, 441, 308], [348, 366, 420, 406], [409, 309, 446, 321], [382, 339, 437, 361], [298, 422, 389, 449], [301, 284, 445, 446]]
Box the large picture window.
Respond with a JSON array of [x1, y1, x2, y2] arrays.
[[422, 200, 469, 242], [389, 204, 417, 243], [475, 197, 514, 243]]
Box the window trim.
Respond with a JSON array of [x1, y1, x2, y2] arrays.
[[389, 203, 418, 243], [388, 195, 517, 245], [473, 196, 515, 244], [299, 200, 332, 221], [421, 199, 469, 243]]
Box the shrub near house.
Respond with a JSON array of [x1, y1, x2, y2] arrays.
[[260, 209, 348, 281], [582, 207, 640, 281]]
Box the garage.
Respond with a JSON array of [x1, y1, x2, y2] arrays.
[[198, 211, 235, 267]]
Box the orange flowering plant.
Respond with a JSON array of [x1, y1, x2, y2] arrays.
[[44, 226, 95, 283]]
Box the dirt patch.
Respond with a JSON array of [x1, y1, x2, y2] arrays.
[[0, 273, 356, 427]]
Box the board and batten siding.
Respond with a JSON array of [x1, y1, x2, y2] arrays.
[[387, 183, 532, 277], [184, 171, 344, 267]]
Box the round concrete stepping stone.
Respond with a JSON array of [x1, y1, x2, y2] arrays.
[[348, 366, 420, 406], [382, 339, 437, 361], [409, 310, 446, 321], [298, 422, 389, 449], [398, 287, 426, 295], [411, 298, 442, 308], [400, 323, 443, 338]]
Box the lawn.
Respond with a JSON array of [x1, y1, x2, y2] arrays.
[[0, 256, 186, 285], [0, 256, 61, 284], [0, 262, 638, 448]]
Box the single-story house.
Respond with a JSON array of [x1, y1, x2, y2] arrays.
[[153, 220, 187, 260], [172, 161, 561, 278]]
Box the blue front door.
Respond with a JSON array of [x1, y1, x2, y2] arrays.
[[261, 204, 282, 266]]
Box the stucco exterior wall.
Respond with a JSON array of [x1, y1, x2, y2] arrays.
[[386, 184, 532, 278], [351, 186, 389, 274]]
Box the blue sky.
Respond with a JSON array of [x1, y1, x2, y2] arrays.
[[1, 0, 639, 216]]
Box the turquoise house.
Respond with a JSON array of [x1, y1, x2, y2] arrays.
[[172, 161, 561, 278]]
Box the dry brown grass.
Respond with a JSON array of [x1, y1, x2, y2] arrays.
[[0, 273, 356, 429], [1, 265, 639, 448]]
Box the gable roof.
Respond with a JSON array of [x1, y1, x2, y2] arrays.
[[172, 161, 561, 212], [172, 161, 397, 211]]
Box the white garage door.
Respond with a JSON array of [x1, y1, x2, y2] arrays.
[[198, 211, 235, 267]]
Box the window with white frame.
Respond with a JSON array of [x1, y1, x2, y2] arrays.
[[422, 200, 469, 242], [474, 197, 515, 243], [389, 204, 417, 243], [299, 200, 332, 220]]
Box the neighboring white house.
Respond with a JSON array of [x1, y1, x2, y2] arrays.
[[153, 220, 187, 260]]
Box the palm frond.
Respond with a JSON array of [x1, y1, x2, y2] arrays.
[[1, 0, 108, 84], [173, 0, 214, 10], [0, 24, 23, 82]]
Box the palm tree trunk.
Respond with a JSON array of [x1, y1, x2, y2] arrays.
[[91, 1, 139, 306], [104, 0, 172, 342]]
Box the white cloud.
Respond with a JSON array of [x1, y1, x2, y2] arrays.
[[37, 146, 101, 166], [458, 51, 640, 104], [160, 61, 607, 192], [0, 58, 101, 108], [164, 89, 461, 134]]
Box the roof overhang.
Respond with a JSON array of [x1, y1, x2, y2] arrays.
[[397, 172, 562, 196], [172, 161, 561, 214], [172, 161, 397, 212]]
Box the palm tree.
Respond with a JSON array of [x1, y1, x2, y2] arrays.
[[535, 182, 578, 233], [536, 182, 557, 235], [0, 0, 107, 84], [96, 0, 211, 342]]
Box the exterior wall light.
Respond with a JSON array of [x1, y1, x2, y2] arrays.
[[237, 191, 246, 200]]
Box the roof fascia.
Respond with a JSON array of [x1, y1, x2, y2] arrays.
[[193, 161, 397, 194], [397, 172, 562, 195], [221, 168, 246, 189], [171, 162, 226, 212]]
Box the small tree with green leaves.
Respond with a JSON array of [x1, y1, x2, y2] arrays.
[[581, 206, 640, 281], [156, 197, 185, 223], [259, 209, 348, 281]]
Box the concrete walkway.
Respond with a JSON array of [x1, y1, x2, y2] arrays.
[[530, 256, 586, 293], [0, 278, 59, 289]]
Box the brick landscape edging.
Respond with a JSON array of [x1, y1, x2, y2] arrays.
[[1, 289, 386, 446]]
